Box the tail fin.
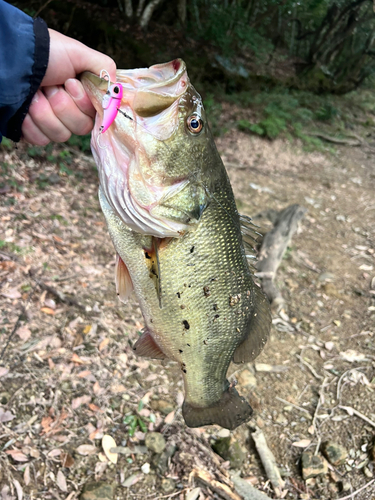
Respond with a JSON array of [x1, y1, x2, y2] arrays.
[[182, 385, 252, 430]]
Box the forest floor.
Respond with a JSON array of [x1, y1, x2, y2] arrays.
[[0, 108, 374, 500]]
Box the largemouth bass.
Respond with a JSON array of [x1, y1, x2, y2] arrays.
[[81, 60, 271, 430]]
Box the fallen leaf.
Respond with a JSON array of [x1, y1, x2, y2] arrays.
[[0, 408, 15, 423], [41, 307, 55, 315], [71, 353, 86, 364], [72, 395, 91, 410], [76, 444, 97, 456], [44, 298, 56, 310], [47, 449, 61, 458], [16, 326, 32, 341], [0, 367, 9, 378], [12, 480, 22, 500], [102, 435, 118, 464], [1, 485, 15, 500], [60, 452, 74, 468], [99, 338, 110, 351], [83, 325, 92, 334], [122, 473, 142, 488], [88, 403, 101, 412], [23, 465, 30, 486], [89, 428, 104, 440], [110, 384, 126, 394], [93, 381, 104, 395], [56, 470, 67, 492], [164, 411, 175, 425], [77, 370, 91, 378], [292, 439, 311, 448], [6, 449, 28, 462], [1, 288, 21, 299]]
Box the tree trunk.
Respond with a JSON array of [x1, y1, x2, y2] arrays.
[[139, 0, 164, 29]]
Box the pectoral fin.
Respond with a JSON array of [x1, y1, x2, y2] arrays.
[[233, 284, 271, 364], [133, 328, 167, 359], [115, 254, 133, 303]]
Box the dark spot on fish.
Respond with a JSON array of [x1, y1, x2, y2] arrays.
[[190, 246, 195, 253], [187, 343, 191, 347], [214, 314, 220, 319], [145, 252, 151, 259], [179, 349, 183, 353], [180, 305, 185, 309], [176, 292, 181, 298], [183, 320, 190, 330], [182, 369, 187, 373], [203, 340, 208, 345], [151, 269, 158, 277], [213, 304, 218, 311], [188, 285, 191, 288], [203, 286, 211, 297]]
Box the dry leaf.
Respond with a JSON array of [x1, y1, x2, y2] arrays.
[[340, 350, 367, 362], [6, 449, 28, 462], [72, 395, 91, 410], [61, 452, 75, 468], [164, 411, 175, 425], [44, 298, 56, 309], [1, 485, 15, 500], [71, 353, 86, 364], [122, 473, 141, 488], [41, 307, 55, 315], [76, 444, 97, 456], [83, 325, 92, 334], [0, 367, 9, 378], [88, 403, 101, 412], [16, 326, 32, 341], [99, 338, 110, 351], [292, 439, 311, 448], [110, 384, 126, 394], [0, 408, 15, 423], [12, 480, 22, 500], [56, 470, 67, 492], [47, 448, 61, 458], [1, 288, 21, 299], [23, 465, 30, 486], [78, 370, 91, 378], [89, 428, 104, 440], [102, 435, 118, 464], [93, 381, 104, 395]]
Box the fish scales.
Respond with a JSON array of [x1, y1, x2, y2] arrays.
[[82, 59, 271, 430]]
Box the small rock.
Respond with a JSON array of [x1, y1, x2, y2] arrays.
[[237, 369, 257, 388], [318, 272, 335, 282], [302, 452, 328, 479], [340, 481, 351, 492], [321, 441, 348, 466], [150, 399, 174, 415], [80, 482, 114, 500], [153, 443, 177, 474], [217, 428, 231, 438], [141, 463, 150, 474], [364, 466, 373, 478], [275, 413, 288, 425], [145, 432, 166, 454], [212, 437, 246, 468], [161, 478, 175, 494], [324, 283, 342, 298]]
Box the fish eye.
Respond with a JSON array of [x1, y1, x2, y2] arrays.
[[113, 86, 120, 94], [187, 115, 203, 134]]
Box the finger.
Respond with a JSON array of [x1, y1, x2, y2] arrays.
[[44, 85, 94, 135], [64, 78, 96, 119], [22, 114, 50, 146], [28, 90, 71, 143]]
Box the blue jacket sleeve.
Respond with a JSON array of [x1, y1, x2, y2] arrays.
[[0, 1, 49, 142]]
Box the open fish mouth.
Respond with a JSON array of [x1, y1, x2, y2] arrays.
[[81, 60, 207, 238]]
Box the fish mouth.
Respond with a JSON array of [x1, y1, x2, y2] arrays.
[[80, 59, 188, 117]]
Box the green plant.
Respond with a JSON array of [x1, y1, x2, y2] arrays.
[[123, 400, 155, 437]]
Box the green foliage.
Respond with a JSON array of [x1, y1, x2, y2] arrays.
[[123, 400, 154, 437], [67, 134, 91, 153], [204, 93, 223, 137]]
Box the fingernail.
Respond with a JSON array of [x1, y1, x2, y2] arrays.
[[31, 92, 39, 104], [65, 78, 84, 99], [44, 86, 59, 99]]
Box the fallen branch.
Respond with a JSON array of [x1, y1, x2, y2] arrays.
[[337, 479, 375, 500], [338, 405, 375, 428], [190, 469, 241, 500], [251, 428, 285, 496], [256, 204, 307, 306], [306, 132, 362, 146]]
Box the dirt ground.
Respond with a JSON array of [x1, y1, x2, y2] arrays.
[[0, 125, 374, 500]]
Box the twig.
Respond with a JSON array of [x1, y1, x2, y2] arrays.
[[190, 469, 242, 500], [30, 275, 86, 311], [296, 354, 323, 380], [337, 479, 375, 500], [338, 405, 375, 428], [336, 367, 367, 401], [251, 427, 285, 496], [150, 489, 188, 500], [33, 0, 53, 18], [275, 396, 312, 416]]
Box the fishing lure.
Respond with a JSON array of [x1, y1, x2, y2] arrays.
[[97, 70, 123, 148]]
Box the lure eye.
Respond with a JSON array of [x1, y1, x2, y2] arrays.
[[113, 86, 120, 94], [187, 115, 203, 134]]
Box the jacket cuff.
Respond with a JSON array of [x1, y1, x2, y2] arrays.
[[6, 17, 50, 142]]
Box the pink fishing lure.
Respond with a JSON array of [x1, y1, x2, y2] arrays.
[[99, 81, 123, 133]]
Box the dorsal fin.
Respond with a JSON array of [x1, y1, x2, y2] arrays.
[[133, 328, 167, 359], [240, 214, 262, 264], [115, 254, 133, 303], [232, 283, 271, 364]]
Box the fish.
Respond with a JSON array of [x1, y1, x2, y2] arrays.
[[81, 59, 271, 430]]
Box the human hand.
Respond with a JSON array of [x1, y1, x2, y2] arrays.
[[22, 29, 116, 145]]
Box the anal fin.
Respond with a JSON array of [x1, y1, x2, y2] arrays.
[[115, 253, 134, 303], [133, 328, 166, 360], [182, 384, 252, 430], [233, 284, 271, 364]]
